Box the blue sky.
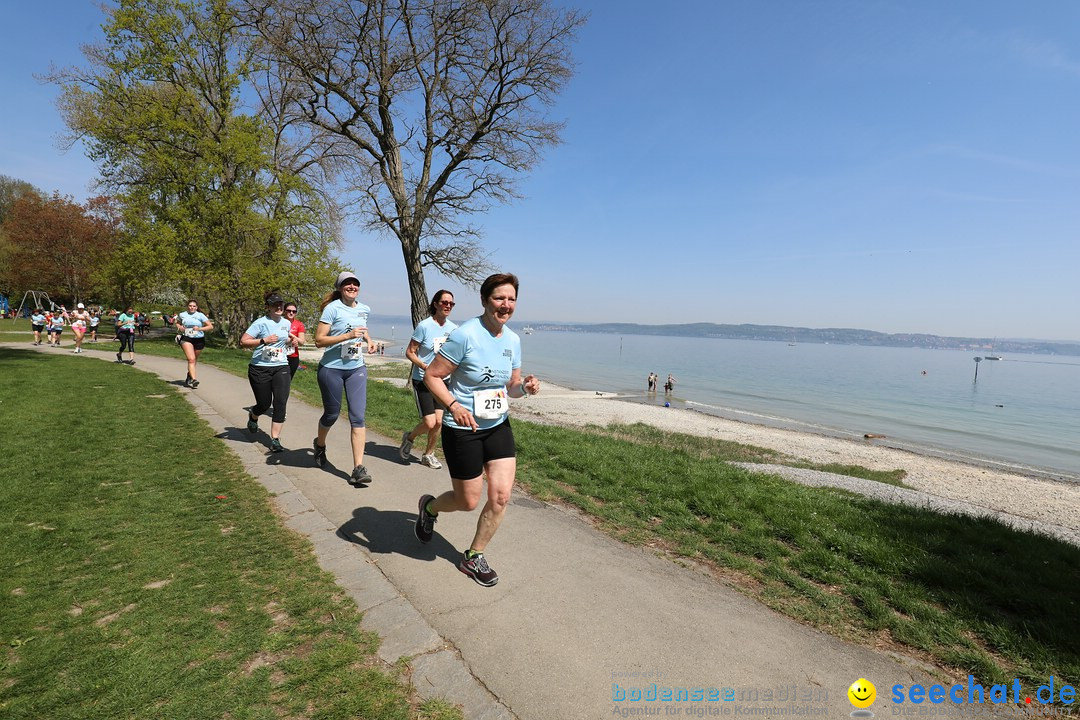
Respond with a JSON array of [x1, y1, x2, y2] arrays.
[[3, 1, 1079, 340]]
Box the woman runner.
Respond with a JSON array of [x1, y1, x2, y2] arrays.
[[413, 273, 540, 587], [70, 303, 90, 354], [312, 271, 376, 486], [176, 299, 213, 388], [30, 308, 46, 345], [398, 289, 458, 469], [284, 301, 306, 378], [240, 291, 293, 453], [116, 306, 137, 363]]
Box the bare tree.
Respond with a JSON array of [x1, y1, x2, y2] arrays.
[[240, 0, 585, 325]]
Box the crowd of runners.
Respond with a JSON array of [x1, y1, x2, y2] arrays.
[[27, 271, 539, 588]]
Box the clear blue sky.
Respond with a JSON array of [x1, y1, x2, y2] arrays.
[[3, 0, 1080, 340]]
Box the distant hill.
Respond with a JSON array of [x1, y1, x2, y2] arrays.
[[526, 322, 1080, 357]]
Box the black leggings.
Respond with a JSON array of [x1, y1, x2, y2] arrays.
[[248, 364, 291, 423], [118, 329, 135, 353]]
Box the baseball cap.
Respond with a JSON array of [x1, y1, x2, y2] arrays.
[[335, 271, 360, 288], [265, 292, 285, 305], [77, 303, 85, 309]]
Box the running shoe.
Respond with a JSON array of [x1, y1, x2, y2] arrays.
[[348, 464, 372, 487], [127, 360, 136, 365], [458, 552, 499, 587], [421, 453, 443, 470], [247, 414, 258, 434], [116, 352, 123, 362], [398, 431, 413, 460], [270, 438, 284, 453], [190, 379, 199, 389], [312, 439, 327, 468], [415, 494, 437, 543]]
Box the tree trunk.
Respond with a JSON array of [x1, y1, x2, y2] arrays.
[[401, 233, 429, 329]]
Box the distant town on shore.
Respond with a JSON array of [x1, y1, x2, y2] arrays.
[[525, 322, 1080, 357]]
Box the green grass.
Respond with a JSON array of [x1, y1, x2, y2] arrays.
[[0, 347, 461, 720], [50, 336, 1080, 695], [510, 420, 1079, 691]]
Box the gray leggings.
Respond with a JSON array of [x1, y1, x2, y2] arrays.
[[317, 365, 367, 428]]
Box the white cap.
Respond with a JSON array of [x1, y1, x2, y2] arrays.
[[335, 270, 360, 288], [77, 303, 85, 309]]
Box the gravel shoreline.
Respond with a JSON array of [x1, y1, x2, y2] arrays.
[[507, 381, 1080, 547]]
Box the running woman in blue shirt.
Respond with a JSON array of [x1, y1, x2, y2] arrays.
[[175, 299, 213, 388], [312, 271, 376, 486], [398, 289, 458, 469], [414, 273, 540, 587], [241, 291, 294, 454]]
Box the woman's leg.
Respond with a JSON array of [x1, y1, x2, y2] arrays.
[[182, 341, 197, 381], [315, 365, 344, 447], [269, 366, 291, 439], [342, 367, 368, 468]]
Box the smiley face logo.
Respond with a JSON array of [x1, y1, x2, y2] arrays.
[[848, 678, 876, 709]]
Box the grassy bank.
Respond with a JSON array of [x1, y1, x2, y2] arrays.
[[48, 337, 1080, 693], [0, 348, 460, 720]]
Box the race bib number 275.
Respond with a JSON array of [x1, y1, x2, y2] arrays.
[[473, 388, 508, 420]]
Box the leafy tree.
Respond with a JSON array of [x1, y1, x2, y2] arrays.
[[240, 0, 585, 325], [51, 0, 339, 343], [1, 192, 118, 303], [0, 175, 43, 295]]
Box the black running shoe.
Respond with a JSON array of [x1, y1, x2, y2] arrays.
[[116, 351, 123, 362], [348, 464, 372, 487], [415, 494, 437, 543], [189, 379, 199, 389], [458, 552, 499, 587], [247, 414, 258, 434], [312, 439, 326, 468], [270, 438, 284, 453]]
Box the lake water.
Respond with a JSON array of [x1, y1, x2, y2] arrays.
[[368, 320, 1080, 481]]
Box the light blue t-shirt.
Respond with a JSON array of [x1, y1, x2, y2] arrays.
[[178, 311, 210, 339], [410, 316, 459, 381], [245, 315, 291, 367], [318, 299, 371, 369], [438, 317, 522, 431], [31, 312, 45, 325]]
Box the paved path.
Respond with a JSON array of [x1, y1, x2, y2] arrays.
[[7, 341, 993, 719]]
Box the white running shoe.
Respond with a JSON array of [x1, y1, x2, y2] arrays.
[[399, 431, 414, 460], [421, 453, 443, 470]]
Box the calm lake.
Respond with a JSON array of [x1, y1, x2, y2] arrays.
[[369, 320, 1080, 481]]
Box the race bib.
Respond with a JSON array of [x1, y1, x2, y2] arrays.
[[345, 340, 364, 359], [473, 388, 508, 420], [432, 336, 448, 354], [184, 327, 200, 338], [264, 346, 284, 363]]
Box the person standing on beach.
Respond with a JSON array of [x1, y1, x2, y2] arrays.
[[241, 291, 293, 453], [284, 302, 306, 378], [176, 299, 213, 388], [399, 289, 458, 469], [665, 374, 676, 393], [312, 271, 376, 486], [414, 273, 540, 587], [647, 372, 657, 393], [116, 306, 137, 363]]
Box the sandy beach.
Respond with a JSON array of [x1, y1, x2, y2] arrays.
[[347, 350, 1080, 546]]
